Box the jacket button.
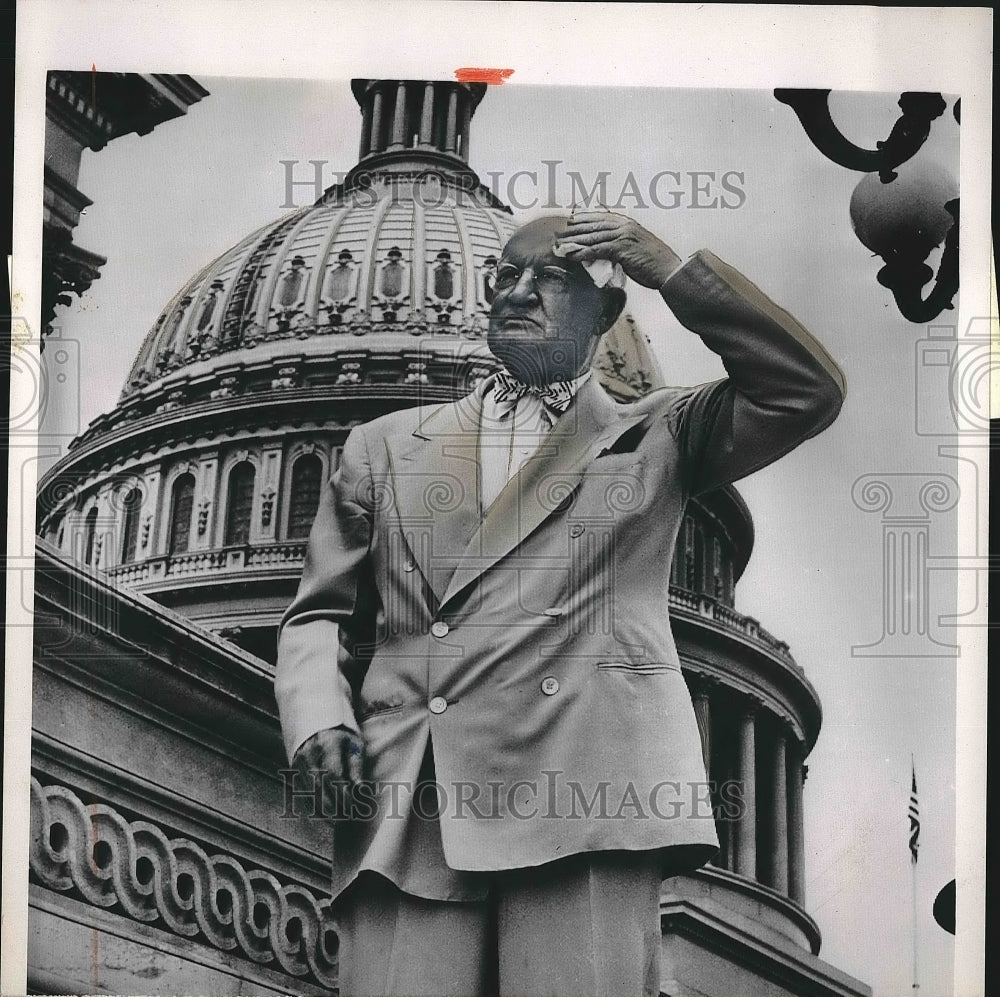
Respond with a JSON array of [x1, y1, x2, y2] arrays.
[[431, 621, 450, 638], [569, 524, 585, 538], [429, 696, 448, 714], [541, 676, 560, 696], [403, 560, 416, 573]]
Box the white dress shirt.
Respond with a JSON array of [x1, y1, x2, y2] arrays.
[[477, 370, 592, 513]]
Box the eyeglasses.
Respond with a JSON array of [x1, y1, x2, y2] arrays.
[[492, 263, 574, 293]]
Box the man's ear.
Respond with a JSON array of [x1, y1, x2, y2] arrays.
[[597, 288, 626, 334]]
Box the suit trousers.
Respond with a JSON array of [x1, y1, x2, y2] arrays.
[[334, 851, 663, 997]]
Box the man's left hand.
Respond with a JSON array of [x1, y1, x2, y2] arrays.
[[555, 212, 681, 289]]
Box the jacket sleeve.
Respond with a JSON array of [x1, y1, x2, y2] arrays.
[[274, 425, 375, 763], [659, 250, 846, 496]]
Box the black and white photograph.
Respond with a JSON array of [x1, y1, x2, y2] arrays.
[[5, 4, 992, 996]]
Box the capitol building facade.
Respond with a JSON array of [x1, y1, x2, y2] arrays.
[[30, 76, 869, 997]]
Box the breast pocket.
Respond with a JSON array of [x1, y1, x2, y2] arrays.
[[577, 456, 648, 518]]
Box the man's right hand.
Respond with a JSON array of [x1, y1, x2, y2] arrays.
[[292, 726, 366, 810]]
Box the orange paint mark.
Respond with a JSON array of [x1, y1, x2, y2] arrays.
[[454, 68, 514, 85]]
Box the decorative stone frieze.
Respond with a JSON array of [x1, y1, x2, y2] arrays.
[[29, 778, 338, 989]]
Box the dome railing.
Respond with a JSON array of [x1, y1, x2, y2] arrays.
[[105, 541, 310, 586], [670, 589, 794, 664]]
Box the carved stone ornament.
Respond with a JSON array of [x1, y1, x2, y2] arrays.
[[29, 778, 338, 988], [197, 499, 212, 535], [260, 488, 276, 528]]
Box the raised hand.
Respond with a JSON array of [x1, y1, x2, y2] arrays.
[[555, 211, 681, 289]]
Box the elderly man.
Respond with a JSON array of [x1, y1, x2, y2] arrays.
[[275, 211, 844, 997]]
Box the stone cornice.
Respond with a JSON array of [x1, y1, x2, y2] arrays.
[[693, 864, 822, 953], [660, 892, 870, 996], [32, 541, 279, 744], [46, 72, 209, 151]]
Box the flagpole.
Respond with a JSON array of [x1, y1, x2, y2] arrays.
[[911, 846, 919, 991], [910, 755, 920, 992]]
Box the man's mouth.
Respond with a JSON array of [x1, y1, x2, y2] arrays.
[[494, 314, 543, 330]]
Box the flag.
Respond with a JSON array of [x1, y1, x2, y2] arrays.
[[908, 764, 920, 864]]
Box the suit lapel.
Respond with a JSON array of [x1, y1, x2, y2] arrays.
[[441, 376, 648, 608], [383, 385, 486, 608]]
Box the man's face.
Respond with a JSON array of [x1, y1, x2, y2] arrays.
[[487, 217, 620, 385]]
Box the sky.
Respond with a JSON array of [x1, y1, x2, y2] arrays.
[[39, 78, 967, 997]]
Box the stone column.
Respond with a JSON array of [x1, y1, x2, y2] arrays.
[[787, 735, 806, 905], [458, 91, 472, 160], [444, 88, 458, 152], [419, 82, 435, 144], [369, 87, 384, 154], [735, 702, 757, 879], [358, 88, 373, 159], [390, 81, 408, 148], [691, 681, 712, 773], [770, 729, 789, 894], [691, 675, 728, 867]]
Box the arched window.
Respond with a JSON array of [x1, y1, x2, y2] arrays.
[[120, 488, 142, 564], [224, 462, 256, 546], [168, 473, 196, 555], [83, 507, 99, 566], [287, 454, 323, 539]]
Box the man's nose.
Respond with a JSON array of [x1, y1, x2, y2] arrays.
[[507, 268, 538, 304]]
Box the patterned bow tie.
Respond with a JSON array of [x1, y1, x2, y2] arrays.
[[491, 370, 581, 423]]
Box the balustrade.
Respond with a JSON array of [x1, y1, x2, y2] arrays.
[[105, 541, 309, 585]]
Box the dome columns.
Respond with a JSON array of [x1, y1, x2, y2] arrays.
[[684, 680, 810, 911], [787, 735, 807, 906], [444, 88, 459, 154], [390, 81, 408, 149], [735, 700, 759, 879], [419, 83, 435, 145], [353, 80, 484, 167], [769, 728, 790, 895]]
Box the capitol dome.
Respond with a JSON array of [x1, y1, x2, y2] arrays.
[[39, 79, 757, 676]]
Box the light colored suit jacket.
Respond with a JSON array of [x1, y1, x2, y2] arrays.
[[275, 250, 845, 901]]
